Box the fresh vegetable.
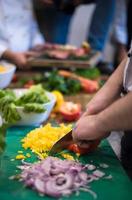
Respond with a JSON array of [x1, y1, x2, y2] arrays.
[[12, 74, 18, 83], [11, 69, 100, 95], [16, 85, 49, 105], [16, 154, 26, 160], [0, 85, 49, 124], [58, 70, 99, 93], [16, 157, 98, 198], [80, 78, 99, 93], [42, 71, 81, 95], [59, 102, 81, 121], [75, 68, 101, 80], [52, 90, 64, 112], [23, 103, 45, 113], [24, 80, 35, 88], [21, 123, 72, 159], [68, 140, 100, 155], [0, 123, 9, 155]]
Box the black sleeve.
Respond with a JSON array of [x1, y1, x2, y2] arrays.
[[82, 0, 97, 3]]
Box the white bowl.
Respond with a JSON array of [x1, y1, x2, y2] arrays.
[[0, 61, 16, 89], [13, 89, 56, 126]]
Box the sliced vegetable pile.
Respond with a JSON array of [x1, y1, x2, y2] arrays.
[[16, 157, 101, 198], [0, 85, 49, 124], [20, 123, 72, 159]]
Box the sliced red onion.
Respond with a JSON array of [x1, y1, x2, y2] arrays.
[[17, 157, 110, 198], [104, 175, 112, 179], [99, 163, 109, 169], [80, 187, 97, 199], [93, 170, 105, 178], [25, 178, 34, 187], [87, 175, 98, 183], [78, 171, 88, 182], [34, 178, 45, 194], [86, 164, 96, 171], [45, 180, 62, 198]]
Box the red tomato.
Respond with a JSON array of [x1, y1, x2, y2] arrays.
[[24, 80, 35, 88], [12, 74, 18, 83], [68, 140, 100, 155], [81, 79, 99, 93], [59, 102, 81, 121]]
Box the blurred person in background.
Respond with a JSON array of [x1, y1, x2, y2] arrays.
[[41, 0, 125, 74], [112, 0, 128, 65], [0, 0, 45, 68], [41, 0, 115, 50]]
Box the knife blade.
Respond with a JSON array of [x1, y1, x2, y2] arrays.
[[49, 130, 74, 155]]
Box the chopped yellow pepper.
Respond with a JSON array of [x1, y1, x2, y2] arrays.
[[21, 123, 72, 159], [16, 154, 25, 160], [61, 153, 74, 161]]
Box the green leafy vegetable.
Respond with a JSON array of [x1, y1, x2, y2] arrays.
[[23, 103, 45, 113], [0, 123, 9, 155], [42, 71, 81, 95], [16, 85, 49, 106], [0, 85, 49, 125], [75, 68, 100, 80]]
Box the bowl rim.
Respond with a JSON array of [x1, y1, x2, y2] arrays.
[[0, 61, 16, 74]]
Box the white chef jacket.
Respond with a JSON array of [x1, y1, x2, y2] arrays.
[[0, 0, 44, 57], [123, 45, 132, 92]]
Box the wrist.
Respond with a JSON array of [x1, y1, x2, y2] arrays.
[[2, 50, 16, 61], [96, 112, 109, 133]]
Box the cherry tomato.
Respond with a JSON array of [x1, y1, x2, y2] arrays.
[[68, 140, 100, 155], [12, 74, 18, 83], [24, 80, 35, 88], [59, 102, 81, 121]]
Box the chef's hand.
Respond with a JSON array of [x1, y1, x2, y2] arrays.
[[2, 50, 38, 68], [11, 51, 39, 68], [72, 113, 109, 148]]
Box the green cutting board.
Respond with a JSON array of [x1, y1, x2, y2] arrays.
[[0, 126, 132, 200]]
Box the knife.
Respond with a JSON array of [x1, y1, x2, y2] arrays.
[[49, 130, 95, 156], [49, 130, 74, 155]]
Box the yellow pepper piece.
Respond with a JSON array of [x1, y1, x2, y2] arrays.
[[61, 153, 74, 161], [16, 154, 25, 160], [52, 90, 64, 112], [26, 153, 31, 158], [18, 150, 23, 154]]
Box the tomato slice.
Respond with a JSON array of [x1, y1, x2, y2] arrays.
[[68, 141, 100, 155], [59, 102, 81, 121]]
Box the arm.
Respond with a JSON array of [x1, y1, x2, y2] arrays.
[[98, 91, 132, 132], [86, 58, 127, 115], [73, 91, 132, 143], [72, 58, 130, 143]]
